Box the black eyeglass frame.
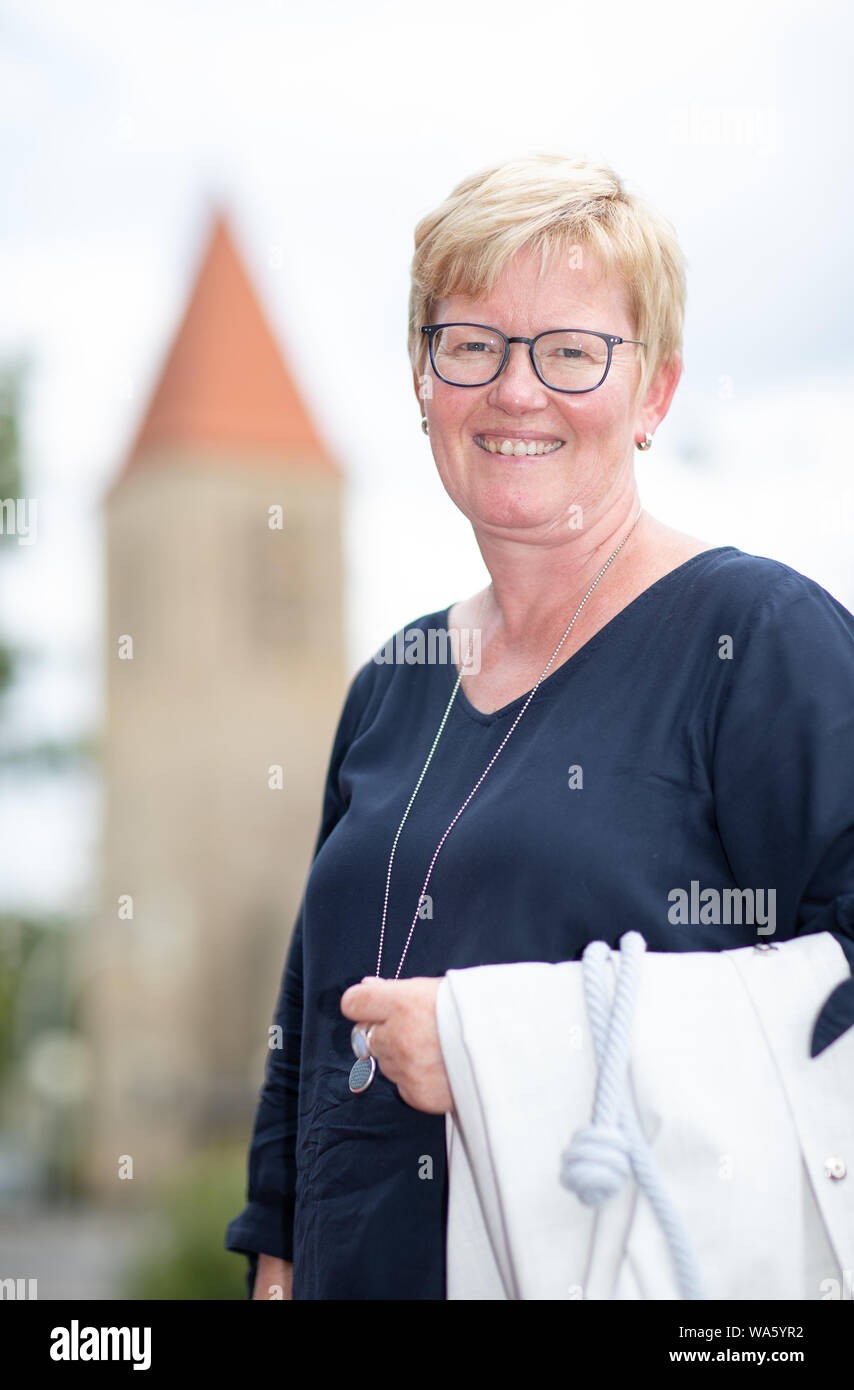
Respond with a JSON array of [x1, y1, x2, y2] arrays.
[[420, 322, 646, 394]]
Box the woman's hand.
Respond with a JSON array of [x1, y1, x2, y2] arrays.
[[253, 1254, 293, 1300], [340, 976, 454, 1114]]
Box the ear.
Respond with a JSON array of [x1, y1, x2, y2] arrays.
[[633, 353, 682, 443], [413, 360, 435, 428]]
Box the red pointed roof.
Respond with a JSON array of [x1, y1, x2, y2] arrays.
[[121, 210, 336, 475]]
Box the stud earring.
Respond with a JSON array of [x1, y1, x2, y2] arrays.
[[636, 432, 653, 450], [421, 417, 429, 436]]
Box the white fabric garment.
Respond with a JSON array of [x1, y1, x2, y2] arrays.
[[436, 932, 854, 1300]]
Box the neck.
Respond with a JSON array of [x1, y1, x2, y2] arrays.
[[475, 489, 644, 645]]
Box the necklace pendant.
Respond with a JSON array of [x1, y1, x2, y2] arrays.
[[348, 1056, 376, 1093]]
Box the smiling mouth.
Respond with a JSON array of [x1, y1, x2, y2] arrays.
[[473, 435, 565, 456]]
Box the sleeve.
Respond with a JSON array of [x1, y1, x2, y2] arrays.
[[708, 567, 854, 1045], [223, 657, 380, 1298]]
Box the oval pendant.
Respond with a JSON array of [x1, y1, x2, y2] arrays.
[[348, 1057, 376, 1093]]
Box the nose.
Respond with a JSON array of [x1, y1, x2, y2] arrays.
[[486, 340, 550, 412]]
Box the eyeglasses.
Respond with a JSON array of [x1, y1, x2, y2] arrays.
[[420, 322, 646, 393]]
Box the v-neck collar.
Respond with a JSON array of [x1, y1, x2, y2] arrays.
[[444, 546, 738, 725]]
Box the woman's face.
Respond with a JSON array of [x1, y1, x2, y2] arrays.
[[418, 243, 669, 539]]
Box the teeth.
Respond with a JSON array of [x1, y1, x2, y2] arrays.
[[474, 436, 563, 456]]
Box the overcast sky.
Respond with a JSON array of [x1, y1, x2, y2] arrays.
[[1, 0, 853, 907]]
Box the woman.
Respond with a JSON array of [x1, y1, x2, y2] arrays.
[[224, 153, 854, 1300]]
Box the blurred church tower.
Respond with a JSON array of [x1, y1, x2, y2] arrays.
[[83, 209, 346, 1192]]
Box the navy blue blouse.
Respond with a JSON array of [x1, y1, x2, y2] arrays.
[[224, 546, 854, 1299]]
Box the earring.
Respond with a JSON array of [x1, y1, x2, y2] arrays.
[[421, 417, 430, 436], [635, 432, 653, 451]]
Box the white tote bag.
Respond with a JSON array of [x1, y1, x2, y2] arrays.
[[436, 931, 854, 1300]]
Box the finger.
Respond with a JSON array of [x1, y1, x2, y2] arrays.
[[364, 1020, 388, 1060], [340, 978, 401, 1020], [369, 1024, 405, 1086]]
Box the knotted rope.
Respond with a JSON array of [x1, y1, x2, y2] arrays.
[[560, 931, 705, 1300]]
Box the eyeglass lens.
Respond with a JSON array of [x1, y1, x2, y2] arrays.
[[430, 326, 611, 390]]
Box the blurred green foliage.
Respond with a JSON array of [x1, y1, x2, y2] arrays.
[[0, 914, 71, 1101], [0, 913, 86, 1199], [0, 360, 25, 700], [124, 1144, 251, 1300], [0, 362, 23, 504]]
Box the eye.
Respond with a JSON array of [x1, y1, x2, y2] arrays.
[[434, 327, 503, 358], [445, 336, 501, 357]]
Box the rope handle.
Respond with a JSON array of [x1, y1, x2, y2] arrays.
[[560, 931, 705, 1300]]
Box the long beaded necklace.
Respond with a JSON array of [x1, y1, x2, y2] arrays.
[[348, 505, 645, 1093]]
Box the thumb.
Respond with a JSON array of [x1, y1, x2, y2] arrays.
[[340, 976, 401, 1020]]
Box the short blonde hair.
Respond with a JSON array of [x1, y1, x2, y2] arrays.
[[408, 153, 686, 401]]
